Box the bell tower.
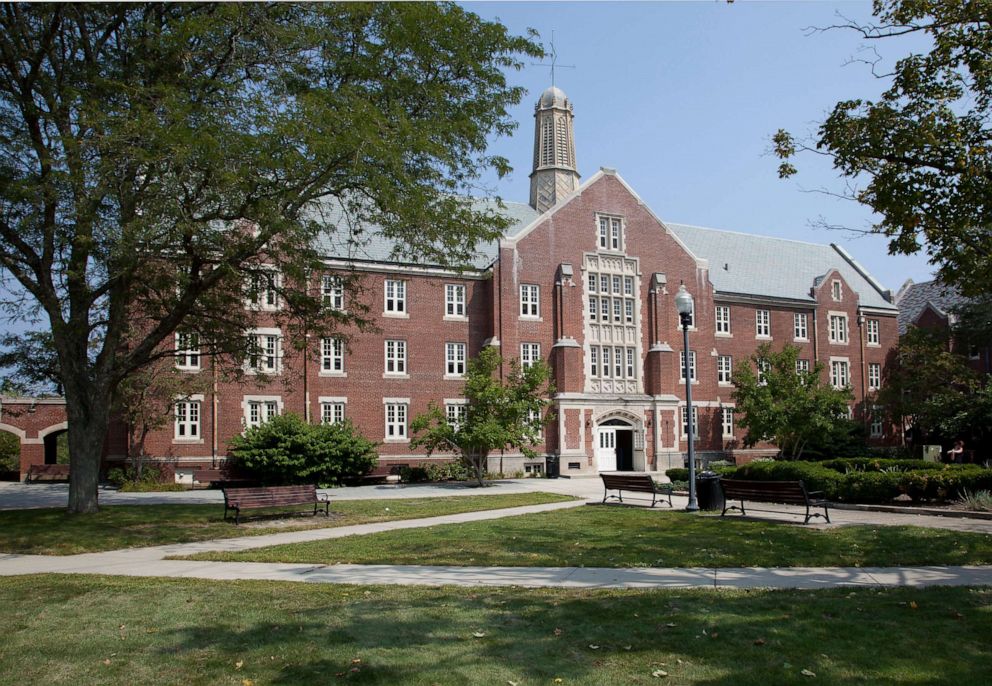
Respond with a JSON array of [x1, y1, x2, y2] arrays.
[[529, 86, 580, 213]]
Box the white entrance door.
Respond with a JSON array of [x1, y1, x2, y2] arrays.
[[596, 428, 617, 471]]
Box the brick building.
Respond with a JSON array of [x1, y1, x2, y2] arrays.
[[124, 85, 900, 480]]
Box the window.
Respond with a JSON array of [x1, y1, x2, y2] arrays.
[[174, 399, 200, 439], [590, 347, 598, 378], [625, 299, 634, 324], [755, 309, 770, 338], [717, 355, 733, 384], [626, 348, 635, 378], [832, 280, 842, 301], [590, 345, 638, 380], [245, 398, 279, 429], [868, 362, 881, 391], [588, 274, 597, 293], [385, 340, 407, 375], [830, 360, 850, 389], [829, 314, 848, 344], [866, 319, 880, 345], [757, 358, 770, 384], [245, 270, 279, 310], [589, 296, 598, 321], [521, 343, 541, 369], [612, 298, 622, 323], [446, 403, 467, 429], [525, 408, 544, 439], [715, 306, 731, 335], [446, 342, 466, 377], [384, 279, 407, 314], [598, 215, 623, 251], [322, 275, 344, 310], [246, 330, 281, 374], [681, 405, 699, 438], [320, 337, 344, 374], [445, 284, 466, 317], [321, 402, 345, 425], [385, 402, 408, 440], [721, 407, 734, 438], [624, 277, 634, 296], [796, 359, 810, 374], [175, 332, 200, 370], [870, 407, 883, 438], [680, 350, 696, 382], [793, 313, 808, 340], [520, 284, 540, 317]]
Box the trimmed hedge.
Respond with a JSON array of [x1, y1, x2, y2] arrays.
[[664, 459, 992, 503]]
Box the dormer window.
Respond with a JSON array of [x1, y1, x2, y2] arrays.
[[597, 215, 623, 251]]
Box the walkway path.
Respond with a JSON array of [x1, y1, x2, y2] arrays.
[[2, 491, 992, 590]]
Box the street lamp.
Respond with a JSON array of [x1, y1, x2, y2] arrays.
[[675, 285, 699, 512]]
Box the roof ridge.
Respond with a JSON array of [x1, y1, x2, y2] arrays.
[[664, 221, 834, 249]]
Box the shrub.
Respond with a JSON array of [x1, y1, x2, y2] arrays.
[[818, 457, 946, 473], [731, 460, 844, 499], [105, 465, 184, 491], [665, 468, 688, 482], [0, 430, 19, 471], [399, 465, 429, 483], [229, 414, 378, 487]]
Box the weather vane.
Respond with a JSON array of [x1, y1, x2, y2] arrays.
[[532, 31, 575, 88]]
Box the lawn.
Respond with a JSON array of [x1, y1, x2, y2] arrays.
[[184, 506, 992, 568], [0, 492, 577, 555], [1, 575, 990, 685]]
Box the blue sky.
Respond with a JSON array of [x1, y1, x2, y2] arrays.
[[468, 1, 935, 293]]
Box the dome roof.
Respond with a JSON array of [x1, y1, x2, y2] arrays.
[[538, 85, 568, 108]]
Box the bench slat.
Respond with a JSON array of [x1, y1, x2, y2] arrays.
[[719, 478, 830, 525], [222, 484, 328, 524], [600, 473, 672, 508]]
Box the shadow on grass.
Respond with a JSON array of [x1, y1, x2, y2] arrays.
[[72, 580, 987, 685]]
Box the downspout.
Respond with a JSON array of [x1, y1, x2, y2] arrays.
[[303, 331, 310, 423], [858, 311, 867, 423], [211, 358, 218, 468]]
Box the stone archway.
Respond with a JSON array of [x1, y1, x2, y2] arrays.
[[40, 423, 69, 465], [592, 410, 646, 472]]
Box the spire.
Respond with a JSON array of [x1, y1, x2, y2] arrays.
[[529, 85, 580, 213]]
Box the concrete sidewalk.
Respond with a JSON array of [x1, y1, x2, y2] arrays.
[[1, 493, 991, 590]]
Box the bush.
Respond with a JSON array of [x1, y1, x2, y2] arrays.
[[958, 490, 992, 512], [0, 431, 19, 471], [732, 460, 844, 499], [106, 465, 184, 491], [818, 457, 947, 473], [399, 465, 430, 483], [230, 414, 378, 487], [665, 468, 688, 482]]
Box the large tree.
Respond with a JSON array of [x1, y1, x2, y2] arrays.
[[0, 3, 540, 512], [774, 0, 992, 297], [732, 344, 853, 459], [410, 347, 553, 486], [878, 326, 992, 450]]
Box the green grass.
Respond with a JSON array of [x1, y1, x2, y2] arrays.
[[186, 507, 992, 568], [1, 575, 990, 685], [0, 492, 576, 555]]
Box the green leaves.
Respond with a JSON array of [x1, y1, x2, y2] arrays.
[[732, 344, 853, 459], [774, 1, 992, 297], [410, 347, 554, 484], [230, 414, 378, 487]]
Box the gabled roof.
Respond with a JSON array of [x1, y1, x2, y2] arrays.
[[895, 279, 968, 334], [664, 223, 897, 311]]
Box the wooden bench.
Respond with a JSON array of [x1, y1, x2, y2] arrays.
[[222, 484, 330, 525], [601, 473, 673, 508], [25, 464, 70, 483], [719, 478, 829, 524]]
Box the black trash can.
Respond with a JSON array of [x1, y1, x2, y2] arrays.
[[545, 455, 560, 479], [695, 471, 724, 511]]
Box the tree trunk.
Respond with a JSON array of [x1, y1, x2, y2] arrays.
[[64, 380, 112, 514]]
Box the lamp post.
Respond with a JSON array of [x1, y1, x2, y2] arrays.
[[675, 285, 699, 512]]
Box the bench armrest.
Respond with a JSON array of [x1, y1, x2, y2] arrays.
[[807, 491, 825, 498], [317, 494, 331, 502]]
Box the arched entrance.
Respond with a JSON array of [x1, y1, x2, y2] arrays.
[[40, 422, 69, 465], [594, 413, 644, 472]]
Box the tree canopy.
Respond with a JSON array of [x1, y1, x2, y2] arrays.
[[410, 347, 553, 486], [731, 344, 853, 459], [774, 0, 992, 297], [0, 3, 541, 512]]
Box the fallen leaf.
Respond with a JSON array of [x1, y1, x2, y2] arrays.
[[665, 622, 677, 628], [952, 611, 964, 620], [801, 668, 816, 677], [553, 627, 563, 636], [472, 631, 486, 638], [588, 644, 600, 650], [554, 679, 563, 684], [102, 659, 111, 666], [235, 660, 244, 670], [652, 670, 668, 677], [909, 601, 918, 609], [508, 681, 520, 686], [754, 638, 766, 646], [351, 659, 362, 665], [623, 645, 632, 651], [710, 632, 719, 639], [242, 681, 254, 686]]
